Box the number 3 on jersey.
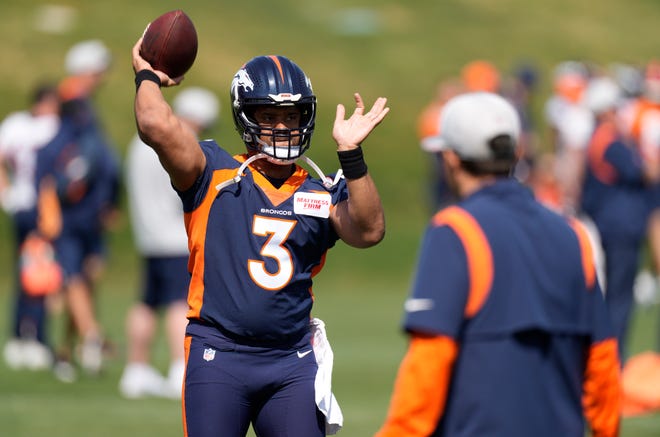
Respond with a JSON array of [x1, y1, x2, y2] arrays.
[[248, 215, 297, 290]]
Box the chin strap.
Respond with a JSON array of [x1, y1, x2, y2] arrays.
[[215, 154, 343, 192], [215, 153, 268, 191], [299, 156, 344, 189]]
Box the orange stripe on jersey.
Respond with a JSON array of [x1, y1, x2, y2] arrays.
[[252, 165, 308, 206], [306, 252, 329, 301], [235, 154, 310, 206], [184, 168, 239, 319], [432, 206, 493, 318], [37, 177, 62, 240], [311, 252, 327, 279], [582, 338, 622, 437], [182, 335, 192, 437], [588, 121, 618, 185], [568, 218, 597, 290], [269, 55, 285, 84], [375, 335, 458, 437]]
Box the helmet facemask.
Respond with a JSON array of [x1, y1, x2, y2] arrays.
[[239, 102, 315, 164]]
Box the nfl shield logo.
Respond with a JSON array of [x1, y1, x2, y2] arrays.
[[203, 347, 216, 362]]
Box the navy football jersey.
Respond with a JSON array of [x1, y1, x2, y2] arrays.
[[179, 141, 347, 344]]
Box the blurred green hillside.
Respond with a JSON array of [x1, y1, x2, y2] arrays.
[[2, 1, 660, 436], [3, 0, 660, 279]]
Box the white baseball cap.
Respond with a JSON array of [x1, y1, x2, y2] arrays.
[[65, 40, 112, 75], [422, 92, 521, 162], [582, 77, 621, 115], [173, 87, 220, 130]]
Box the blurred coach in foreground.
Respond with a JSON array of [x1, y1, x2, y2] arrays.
[[376, 92, 621, 437]]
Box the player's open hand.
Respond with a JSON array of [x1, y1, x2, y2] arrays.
[[131, 38, 183, 87], [333, 93, 389, 151]]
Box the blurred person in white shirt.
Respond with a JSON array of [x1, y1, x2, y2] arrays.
[[0, 83, 60, 371], [120, 86, 219, 399]]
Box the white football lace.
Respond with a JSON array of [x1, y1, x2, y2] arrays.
[[215, 154, 343, 192]]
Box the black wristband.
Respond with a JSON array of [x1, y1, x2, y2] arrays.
[[337, 147, 368, 179], [135, 69, 161, 91]]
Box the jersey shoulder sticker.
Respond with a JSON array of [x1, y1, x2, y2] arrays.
[[294, 191, 331, 218]]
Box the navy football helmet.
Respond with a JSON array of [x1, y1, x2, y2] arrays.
[[230, 55, 316, 162]]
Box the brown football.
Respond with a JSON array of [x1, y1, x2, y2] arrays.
[[140, 10, 198, 78]]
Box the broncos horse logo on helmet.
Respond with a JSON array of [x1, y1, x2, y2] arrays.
[[230, 55, 316, 163]]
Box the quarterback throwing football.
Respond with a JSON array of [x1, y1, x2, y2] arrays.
[[132, 36, 388, 437]]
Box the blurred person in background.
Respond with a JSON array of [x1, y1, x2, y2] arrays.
[[1, 82, 61, 371], [618, 61, 660, 304], [417, 78, 463, 211], [610, 63, 644, 109], [120, 86, 219, 399], [417, 60, 503, 213], [544, 61, 595, 216], [376, 92, 620, 437], [580, 76, 650, 364], [527, 150, 563, 212], [608, 62, 660, 419], [460, 60, 501, 94], [502, 62, 540, 183], [35, 39, 121, 380]]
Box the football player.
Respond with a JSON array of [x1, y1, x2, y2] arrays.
[[132, 38, 388, 437]]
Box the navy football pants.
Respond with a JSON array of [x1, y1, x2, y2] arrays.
[[183, 329, 325, 437]]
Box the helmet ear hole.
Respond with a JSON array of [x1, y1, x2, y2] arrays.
[[242, 106, 257, 124]]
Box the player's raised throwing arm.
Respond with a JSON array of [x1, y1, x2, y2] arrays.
[[330, 93, 389, 248], [132, 38, 205, 192]]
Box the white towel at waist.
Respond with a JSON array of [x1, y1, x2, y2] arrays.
[[311, 317, 343, 435]]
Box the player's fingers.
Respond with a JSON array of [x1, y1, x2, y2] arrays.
[[368, 97, 388, 115], [132, 38, 143, 57], [372, 106, 390, 124], [360, 98, 387, 125], [132, 39, 150, 73], [169, 76, 184, 86], [352, 93, 365, 114], [335, 104, 346, 123]]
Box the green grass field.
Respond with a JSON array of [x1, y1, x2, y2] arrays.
[[2, 0, 660, 435]]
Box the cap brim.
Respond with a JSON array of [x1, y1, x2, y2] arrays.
[[420, 135, 448, 153]]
